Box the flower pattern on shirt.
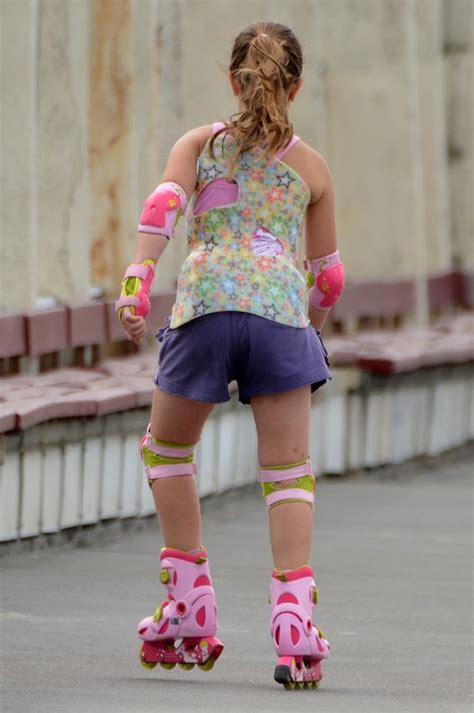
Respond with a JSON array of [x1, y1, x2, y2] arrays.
[[170, 130, 311, 329]]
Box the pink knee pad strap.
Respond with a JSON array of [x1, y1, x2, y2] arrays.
[[138, 181, 188, 239], [266, 487, 314, 508], [142, 429, 198, 459], [140, 428, 198, 482], [304, 250, 345, 310], [258, 459, 313, 483]]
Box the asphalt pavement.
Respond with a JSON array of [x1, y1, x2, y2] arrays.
[[1, 449, 472, 713]]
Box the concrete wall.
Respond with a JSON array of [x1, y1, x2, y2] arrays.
[[1, 0, 472, 312], [443, 0, 474, 271]]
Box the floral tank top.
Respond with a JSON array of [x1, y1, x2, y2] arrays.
[[169, 122, 311, 329]]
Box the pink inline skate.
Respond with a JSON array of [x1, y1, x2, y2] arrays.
[[270, 565, 330, 689], [138, 547, 224, 672]]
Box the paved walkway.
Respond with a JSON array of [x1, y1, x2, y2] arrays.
[[1, 451, 472, 713]]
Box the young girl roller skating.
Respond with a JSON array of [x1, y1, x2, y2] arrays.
[[116, 21, 344, 689]]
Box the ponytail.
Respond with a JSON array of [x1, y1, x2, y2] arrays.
[[210, 22, 303, 172]]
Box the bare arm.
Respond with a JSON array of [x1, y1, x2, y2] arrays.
[[132, 125, 212, 263], [304, 155, 338, 331], [122, 125, 212, 342]]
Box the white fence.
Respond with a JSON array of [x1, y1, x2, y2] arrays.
[[1, 364, 473, 543]]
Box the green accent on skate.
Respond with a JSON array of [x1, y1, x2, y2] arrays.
[[313, 588, 319, 605], [159, 662, 176, 670], [196, 556, 208, 564], [159, 568, 170, 584], [261, 473, 315, 498], [306, 271, 315, 288], [152, 604, 164, 622], [317, 627, 327, 640], [179, 662, 195, 670]]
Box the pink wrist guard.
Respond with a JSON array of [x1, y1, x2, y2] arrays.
[[138, 181, 188, 239], [304, 251, 345, 310], [115, 261, 156, 320]]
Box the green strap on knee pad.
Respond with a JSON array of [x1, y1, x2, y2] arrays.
[[260, 460, 315, 510], [141, 433, 196, 486], [141, 438, 195, 468]]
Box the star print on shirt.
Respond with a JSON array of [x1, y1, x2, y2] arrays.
[[203, 164, 220, 180], [205, 236, 218, 252], [192, 300, 208, 317], [276, 171, 295, 189], [264, 304, 279, 319]]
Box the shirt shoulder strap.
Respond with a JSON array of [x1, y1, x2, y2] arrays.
[[212, 121, 226, 135], [275, 135, 301, 160]]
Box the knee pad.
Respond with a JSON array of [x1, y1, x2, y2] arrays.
[[140, 426, 198, 485], [258, 459, 315, 511], [138, 181, 188, 239], [304, 250, 345, 310]]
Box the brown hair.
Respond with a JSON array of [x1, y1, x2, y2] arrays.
[[210, 22, 303, 170]]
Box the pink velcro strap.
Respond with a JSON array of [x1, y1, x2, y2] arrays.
[[146, 463, 197, 480], [275, 134, 300, 160], [303, 250, 341, 272], [125, 263, 153, 280], [258, 459, 313, 483], [266, 488, 314, 508], [115, 295, 140, 312]]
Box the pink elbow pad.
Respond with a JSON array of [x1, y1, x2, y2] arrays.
[[304, 251, 345, 310], [138, 181, 188, 239], [115, 261, 156, 320]]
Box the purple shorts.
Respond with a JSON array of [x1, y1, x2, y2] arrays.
[[154, 311, 331, 405]]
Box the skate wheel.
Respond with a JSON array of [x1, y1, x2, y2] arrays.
[[140, 659, 157, 670], [159, 662, 176, 670], [296, 682, 304, 690], [139, 645, 157, 670], [198, 657, 215, 671], [283, 682, 296, 690], [178, 662, 195, 670]]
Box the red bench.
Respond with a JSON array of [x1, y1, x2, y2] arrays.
[[0, 294, 174, 430], [1, 272, 473, 433]]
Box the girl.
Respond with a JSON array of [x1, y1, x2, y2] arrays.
[[116, 21, 344, 689]]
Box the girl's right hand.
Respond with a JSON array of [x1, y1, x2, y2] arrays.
[[120, 308, 147, 344]]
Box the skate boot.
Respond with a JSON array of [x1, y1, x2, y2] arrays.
[[138, 546, 224, 671], [270, 565, 330, 689]]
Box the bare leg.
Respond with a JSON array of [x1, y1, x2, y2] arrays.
[[250, 385, 313, 571], [148, 388, 215, 551]]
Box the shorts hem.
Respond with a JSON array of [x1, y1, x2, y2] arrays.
[[240, 370, 331, 404], [155, 375, 231, 404]]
